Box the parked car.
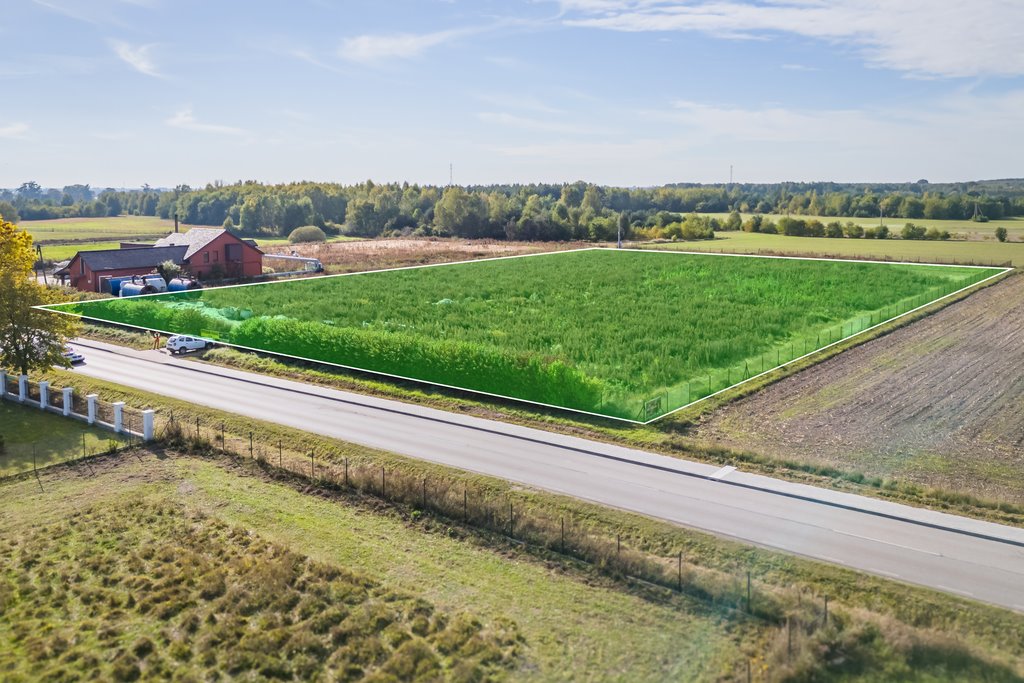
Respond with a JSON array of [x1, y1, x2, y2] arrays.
[[166, 335, 212, 354], [62, 346, 85, 364]]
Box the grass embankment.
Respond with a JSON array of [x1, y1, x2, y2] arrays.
[[53, 249, 999, 420], [9, 388, 1024, 682], [0, 401, 120, 478], [649, 229, 1024, 267]]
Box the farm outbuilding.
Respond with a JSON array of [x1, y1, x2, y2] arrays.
[[56, 228, 263, 292]]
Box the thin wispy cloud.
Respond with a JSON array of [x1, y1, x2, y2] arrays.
[[339, 27, 479, 63], [289, 48, 348, 74], [478, 111, 608, 135], [560, 0, 1024, 78], [165, 108, 245, 136], [782, 63, 820, 72], [110, 40, 161, 77], [0, 122, 29, 139], [32, 0, 154, 28]]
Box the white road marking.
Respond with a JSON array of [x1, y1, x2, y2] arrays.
[[868, 568, 901, 579], [710, 465, 736, 479], [936, 585, 975, 598], [831, 529, 942, 556]]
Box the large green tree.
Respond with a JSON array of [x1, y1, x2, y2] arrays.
[[0, 217, 79, 375]]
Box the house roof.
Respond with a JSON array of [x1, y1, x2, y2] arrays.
[[153, 228, 226, 260], [152, 228, 262, 259], [62, 245, 188, 274]]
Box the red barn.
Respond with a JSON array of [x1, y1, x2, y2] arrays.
[[56, 228, 263, 293], [152, 228, 263, 280]]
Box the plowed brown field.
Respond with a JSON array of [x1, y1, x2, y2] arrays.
[[695, 273, 1024, 504]]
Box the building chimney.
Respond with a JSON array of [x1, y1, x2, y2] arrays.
[[174, 213, 179, 233]]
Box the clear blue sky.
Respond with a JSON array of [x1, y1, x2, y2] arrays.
[[4, 0, 1023, 188]]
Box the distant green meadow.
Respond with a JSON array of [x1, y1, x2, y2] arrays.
[[47, 249, 1004, 420]]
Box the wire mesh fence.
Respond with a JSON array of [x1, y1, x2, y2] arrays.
[[47, 389, 63, 411], [636, 269, 999, 420], [0, 376, 838, 678], [159, 413, 838, 635], [0, 375, 147, 479]]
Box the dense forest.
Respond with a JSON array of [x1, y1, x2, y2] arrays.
[[3, 179, 1023, 242]]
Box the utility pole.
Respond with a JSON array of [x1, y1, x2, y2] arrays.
[[35, 245, 48, 286], [730, 164, 733, 184], [449, 163, 453, 187]]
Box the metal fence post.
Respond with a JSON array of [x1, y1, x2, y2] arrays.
[[18, 375, 28, 403], [142, 410, 155, 441], [86, 394, 98, 425], [38, 381, 49, 410], [112, 402, 125, 433], [62, 387, 73, 417]]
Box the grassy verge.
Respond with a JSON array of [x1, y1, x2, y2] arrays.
[[23, 370, 1024, 680], [0, 473, 522, 681], [0, 401, 121, 477], [1, 453, 748, 682], [75, 266, 1024, 525], [647, 229, 1024, 267]]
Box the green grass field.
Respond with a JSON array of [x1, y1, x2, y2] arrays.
[[22, 216, 179, 243], [0, 402, 119, 477], [699, 213, 1024, 240], [37, 241, 123, 262], [50, 249, 1003, 420], [652, 229, 1024, 267]]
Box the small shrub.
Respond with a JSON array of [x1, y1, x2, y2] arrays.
[[110, 655, 141, 682], [288, 226, 327, 244], [995, 227, 1008, 242], [131, 637, 154, 659]]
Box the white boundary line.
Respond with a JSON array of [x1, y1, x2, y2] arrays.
[[38, 247, 1013, 424]]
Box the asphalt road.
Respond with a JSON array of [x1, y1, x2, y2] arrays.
[[69, 338, 1024, 612]]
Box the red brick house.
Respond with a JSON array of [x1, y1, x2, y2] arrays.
[[56, 229, 263, 293], [152, 228, 263, 280]]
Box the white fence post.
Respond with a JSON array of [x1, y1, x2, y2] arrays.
[[18, 375, 28, 402], [87, 394, 98, 425], [38, 381, 49, 410], [113, 402, 125, 433], [143, 410, 155, 442], [62, 387, 74, 416], [0, 370, 7, 399]]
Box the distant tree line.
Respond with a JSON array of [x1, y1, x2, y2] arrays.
[[3, 178, 1023, 243], [739, 215, 956, 241], [0, 181, 161, 222]]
